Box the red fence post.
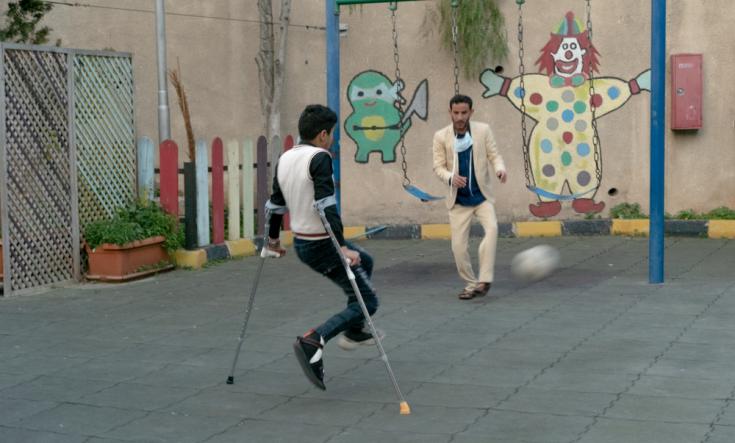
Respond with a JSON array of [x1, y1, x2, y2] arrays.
[[256, 136, 269, 236], [159, 140, 179, 216], [212, 137, 225, 244]]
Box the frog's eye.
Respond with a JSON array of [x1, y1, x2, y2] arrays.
[[376, 89, 382, 96], [357, 90, 364, 97]]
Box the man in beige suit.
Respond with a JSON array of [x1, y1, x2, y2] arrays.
[[433, 95, 507, 300]]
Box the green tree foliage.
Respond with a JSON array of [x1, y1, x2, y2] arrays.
[[436, 0, 508, 79], [0, 0, 53, 45]]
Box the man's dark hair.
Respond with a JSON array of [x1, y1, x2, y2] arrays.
[[298, 104, 338, 141], [449, 94, 473, 110]]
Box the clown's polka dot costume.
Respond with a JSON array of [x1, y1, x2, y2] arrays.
[[501, 73, 639, 202]]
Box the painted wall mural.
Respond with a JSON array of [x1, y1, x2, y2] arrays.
[[480, 11, 651, 218], [345, 70, 428, 163]]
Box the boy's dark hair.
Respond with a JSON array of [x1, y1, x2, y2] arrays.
[[449, 94, 473, 110], [298, 104, 338, 141]]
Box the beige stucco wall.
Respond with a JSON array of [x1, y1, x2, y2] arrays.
[[10, 0, 734, 225]]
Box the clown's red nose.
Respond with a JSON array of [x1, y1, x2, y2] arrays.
[[565, 50, 573, 59]]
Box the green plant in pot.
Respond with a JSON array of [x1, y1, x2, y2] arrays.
[[84, 200, 183, 281], [85, 201, 183, 251]]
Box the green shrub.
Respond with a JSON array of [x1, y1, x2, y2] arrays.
[[705, 206, 735, 220], [673, 209, 704, 220], [610, 203, 648, 219], [84, 201, 183, 252], [612, 204, 735, 220]]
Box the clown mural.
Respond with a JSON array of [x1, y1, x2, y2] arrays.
[[480, 11, 651, 217], [345, 70, 428, 163]]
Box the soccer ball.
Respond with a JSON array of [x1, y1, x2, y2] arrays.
[[511, 245, 560, 281]]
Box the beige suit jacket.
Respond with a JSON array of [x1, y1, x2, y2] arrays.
[[432, 121, 506, 209]]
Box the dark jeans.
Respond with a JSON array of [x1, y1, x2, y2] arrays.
[[294, 238, 378, 341]]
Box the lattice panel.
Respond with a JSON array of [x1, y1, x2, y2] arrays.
[[3, 49, 73, 291], [73, 54, 136, 227]]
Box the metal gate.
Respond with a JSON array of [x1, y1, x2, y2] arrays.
[[0, 44, 135, 296]]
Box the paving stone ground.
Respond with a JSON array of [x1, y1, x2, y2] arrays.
[[1, 237, 734, 443]]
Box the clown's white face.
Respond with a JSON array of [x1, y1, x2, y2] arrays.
[[552, 37, 587, 77]]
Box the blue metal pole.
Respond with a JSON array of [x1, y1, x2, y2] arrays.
[[649, 0, 666, 283], [326, 0, 341, 212]]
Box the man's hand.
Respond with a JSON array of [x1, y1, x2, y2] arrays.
[[341, 246, 361, 266], [261, 238, 286, 258], [496, 170, 508, 184], [451, 175, 468, 189]]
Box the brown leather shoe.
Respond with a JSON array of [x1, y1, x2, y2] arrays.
[[473, 283, 492, 296], [458, 288, 475, 300]]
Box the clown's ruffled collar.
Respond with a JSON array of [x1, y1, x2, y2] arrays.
[[549, 73, 587, 88]]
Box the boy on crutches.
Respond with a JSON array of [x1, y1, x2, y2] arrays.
[[264, 104, 381, 390]]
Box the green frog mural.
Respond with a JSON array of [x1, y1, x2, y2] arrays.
[[345, 70, 428, 163]]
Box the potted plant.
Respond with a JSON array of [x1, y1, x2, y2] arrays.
[[84, 201, 183, 282]]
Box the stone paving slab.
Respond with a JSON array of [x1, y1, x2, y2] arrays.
[[575, 418, 711, 443], [10, 403, 146, 436], [205, 419, 341, 443], [1, 237, 734, 442], [459, 409, 596, 443]]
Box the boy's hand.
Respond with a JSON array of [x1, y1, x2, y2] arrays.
[[341, 246, 361, 266]]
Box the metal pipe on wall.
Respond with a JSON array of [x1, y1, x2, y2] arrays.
[[155, 0, 170, 142], [326, 0, 341, 212]]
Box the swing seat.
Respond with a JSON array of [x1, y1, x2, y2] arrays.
[[403, 184, 444, 202]]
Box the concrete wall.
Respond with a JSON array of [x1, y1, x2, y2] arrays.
[[9, 0, 733, 224]]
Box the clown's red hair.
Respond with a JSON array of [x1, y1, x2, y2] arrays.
[[535, 31, 601, 76]]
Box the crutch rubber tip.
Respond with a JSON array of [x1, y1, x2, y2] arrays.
[[399, 401, 411, 415], [226, 376, 234, 385]]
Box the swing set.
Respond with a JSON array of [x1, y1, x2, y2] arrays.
[[335, 0, 462, 202], [335, 0, 602, 205], [329, 0, 667, 282], [515, 0, 603, 208]]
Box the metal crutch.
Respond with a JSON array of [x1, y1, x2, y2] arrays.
[[314, 201, 411, 415], [226, 204, 282, 384]]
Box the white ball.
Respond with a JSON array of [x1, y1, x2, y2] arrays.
[[511, 245, 560, 281]]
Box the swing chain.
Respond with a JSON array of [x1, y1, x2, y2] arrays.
[[586, 0, 603, 184], [517, 0, 532, 190], [390, 4, 402, 84], [390, 3, 410, 187], [451, 0, 460, 95]]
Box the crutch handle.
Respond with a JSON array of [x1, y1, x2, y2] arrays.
[[261, 245, 286, 258]]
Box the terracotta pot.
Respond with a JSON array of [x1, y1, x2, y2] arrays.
[[85, 235, 174, 282]]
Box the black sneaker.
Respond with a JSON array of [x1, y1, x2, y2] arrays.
[[293, 331, 326, 390], [337, 327, 385, 351]]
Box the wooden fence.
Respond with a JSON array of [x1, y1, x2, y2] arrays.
[[137, 135, 294, 249]]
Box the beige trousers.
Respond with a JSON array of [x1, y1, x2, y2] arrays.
[[448, 200, 498, 291]]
